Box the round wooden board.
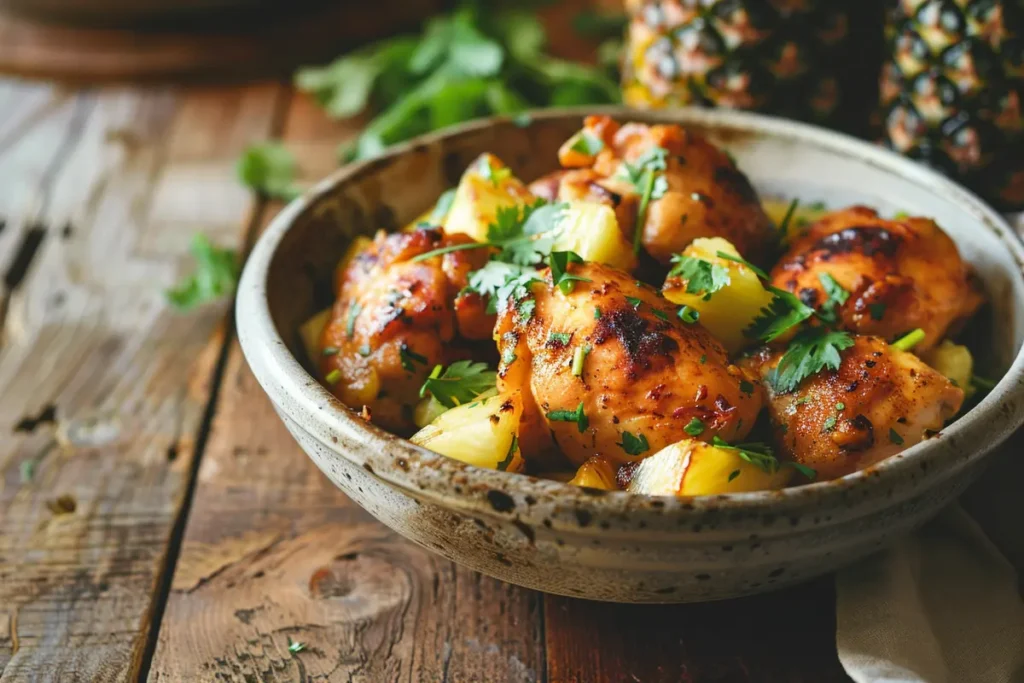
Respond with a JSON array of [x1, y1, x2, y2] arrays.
[[0, 0, 440, 83]]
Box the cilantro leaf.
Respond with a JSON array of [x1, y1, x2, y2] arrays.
[[745, 287, 816, 343], [617, 431, 650, 456], [546, 402, 588, 433], [668, 254, 731, 297], [419, 360, 497, 408], [549, 250, 591, 294], [817, 272, 849, 322], [166, 234, 239, 311], [287, 636, 307, 654], [568, 131, 604, 156], [711, 436, 779, 474], [237, 143, 302, 201], [399, 344, 429, 373], [768, 327, 855, 394], [683, 417, 705, 436]]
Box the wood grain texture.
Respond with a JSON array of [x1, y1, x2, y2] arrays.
[[0, 80, 283, 681], [148, 93, 546, 682], [544, 579, 852, 683]]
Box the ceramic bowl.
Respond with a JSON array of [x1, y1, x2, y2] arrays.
[[236, 107, 1024, 603]]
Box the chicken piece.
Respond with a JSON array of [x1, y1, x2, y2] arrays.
[[320, 227, 493, 433], [553, 115, 777, 266], [741, 336, 964, 481], [495, 261, 764, 467], [770, 207, 983, 352]]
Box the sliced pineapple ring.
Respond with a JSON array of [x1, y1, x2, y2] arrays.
[[662, 237, 774, 354], [411, 391, 526, 473], [627, 439, 792, 496]]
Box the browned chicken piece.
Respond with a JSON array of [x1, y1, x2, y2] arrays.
[[552, 115, 777, 266], [770, 207, 983, 352], [320, 227, 493, 433], [495, 261, 764, 467], [741, 336, 964, 481]]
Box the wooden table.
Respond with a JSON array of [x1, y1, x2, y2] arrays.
[[1, 75, 1022, 683]]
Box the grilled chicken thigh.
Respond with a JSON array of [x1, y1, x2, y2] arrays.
[[771, 207, 983, 352], [741, 336, 964, 480], [495, 261, 764, 467]]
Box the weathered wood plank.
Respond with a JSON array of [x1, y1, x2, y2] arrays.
[[149, 93, 546, 682], [544, 579, 851, 683], [0, 81, 284, 681]]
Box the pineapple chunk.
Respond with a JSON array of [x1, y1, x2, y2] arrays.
[[403, 187, 457, 232], [568, 455, 618, 490], [627, 439, 793, 497], [662, 237, 774, 354], [333, 235, 373, 291], [299, 308, 332, 366], [921, 340, 973, 393], [413, 388, 498, 429], [551, 201, 638, 273], [444, 153, 536, 243], [411, 391, 526, 473]]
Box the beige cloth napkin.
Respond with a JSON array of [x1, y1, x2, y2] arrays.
[[836, 506, 1024, 683]]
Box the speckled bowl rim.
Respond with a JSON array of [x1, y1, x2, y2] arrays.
[[238, 105, 1024, 529]]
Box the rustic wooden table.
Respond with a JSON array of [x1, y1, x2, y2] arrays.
[[1, 75, 1021, 683]]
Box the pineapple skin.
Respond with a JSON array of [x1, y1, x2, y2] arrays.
[[881, 0, 1024, 210], [622, 0, 874, 131]]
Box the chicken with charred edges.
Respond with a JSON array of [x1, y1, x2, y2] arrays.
[[299, 117, 991, 496]]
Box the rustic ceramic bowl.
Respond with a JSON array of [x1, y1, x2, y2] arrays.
[[237, 107, 1024, 603]]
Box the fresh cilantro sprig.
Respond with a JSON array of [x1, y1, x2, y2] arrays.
[[745, 288, 817, 343], [550, 250, 591, 294], [817, 273, 849, 323], [768, 327, 855, 394], [547, 402, 589, 433], [711, 436, 817, 480], [617, 146, 670, 255], [668, 254, 731, 299], [617, 431, 649, 456], [166, 235, 240, 311], [419, 360, 497, 408]]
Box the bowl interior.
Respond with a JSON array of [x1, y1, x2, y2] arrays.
[[265, 110, 1024, 405]]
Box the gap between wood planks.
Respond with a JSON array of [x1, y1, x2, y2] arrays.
[[134, 87, 295, 681]]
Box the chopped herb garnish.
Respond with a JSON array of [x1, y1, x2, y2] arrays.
[[346, 301, 362, 338], [287, 637, 306, 654], [868, 302, 887, 321], [745, 287, 816, 343], [892, 328, 926, 351], [518, 298, 536, 321], [711, 436, 778, 474], [889, 428, 905, 445], [358, 344, 371, 356], [620, 146, 670, 255], [594, 306, 602, 320], [550, 250, 591, 294], [684, 417, 705, 436], [796, 396, 809, 405], [625, 296, 643, 309], [667, 254, 731, 298], [818, 272, 849, 322], [715, 250, 769, 280], [768, 327, 855, 394], [430, 188, 457, 223], [789, 462, 817, 480], [399, 344, 428, 373], [165, 234, 240, 311], [548, 331, 572, 345], [322, 346, 339, 356], [238, 143, 302, 201], [617, 431, 649, 456], [678, 305, 700, 324], [497, 435, 518, 471], [572, 345, 591, 377], [728, 469, 741, 482], [419, 360, 497, 408], [325, 369, 342, 385], [699, 354, 707, 364], [568, 130, 605, 156], [776, 198, 799, 241], [739, 380, 754, 395], [835, 402, 845, 411], [501, 347, 517, 365], [822, 415, 837, 432], [546, 401, 588, 433], [652, 308, 670, 321]]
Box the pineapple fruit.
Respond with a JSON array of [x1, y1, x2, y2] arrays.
[[622, 0, 865, 128], [881, 0, 1024, 210]]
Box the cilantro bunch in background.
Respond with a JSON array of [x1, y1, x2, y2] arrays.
[[298, 3, 620, 162], [239, 1, 621, 200]]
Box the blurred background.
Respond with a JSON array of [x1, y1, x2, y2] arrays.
[[1, 0, 1020, 211]]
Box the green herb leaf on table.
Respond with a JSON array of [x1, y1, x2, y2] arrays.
[[165, 234, 240, 312], [237, 143, 302, 201], [419, 360, 497, 408]]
